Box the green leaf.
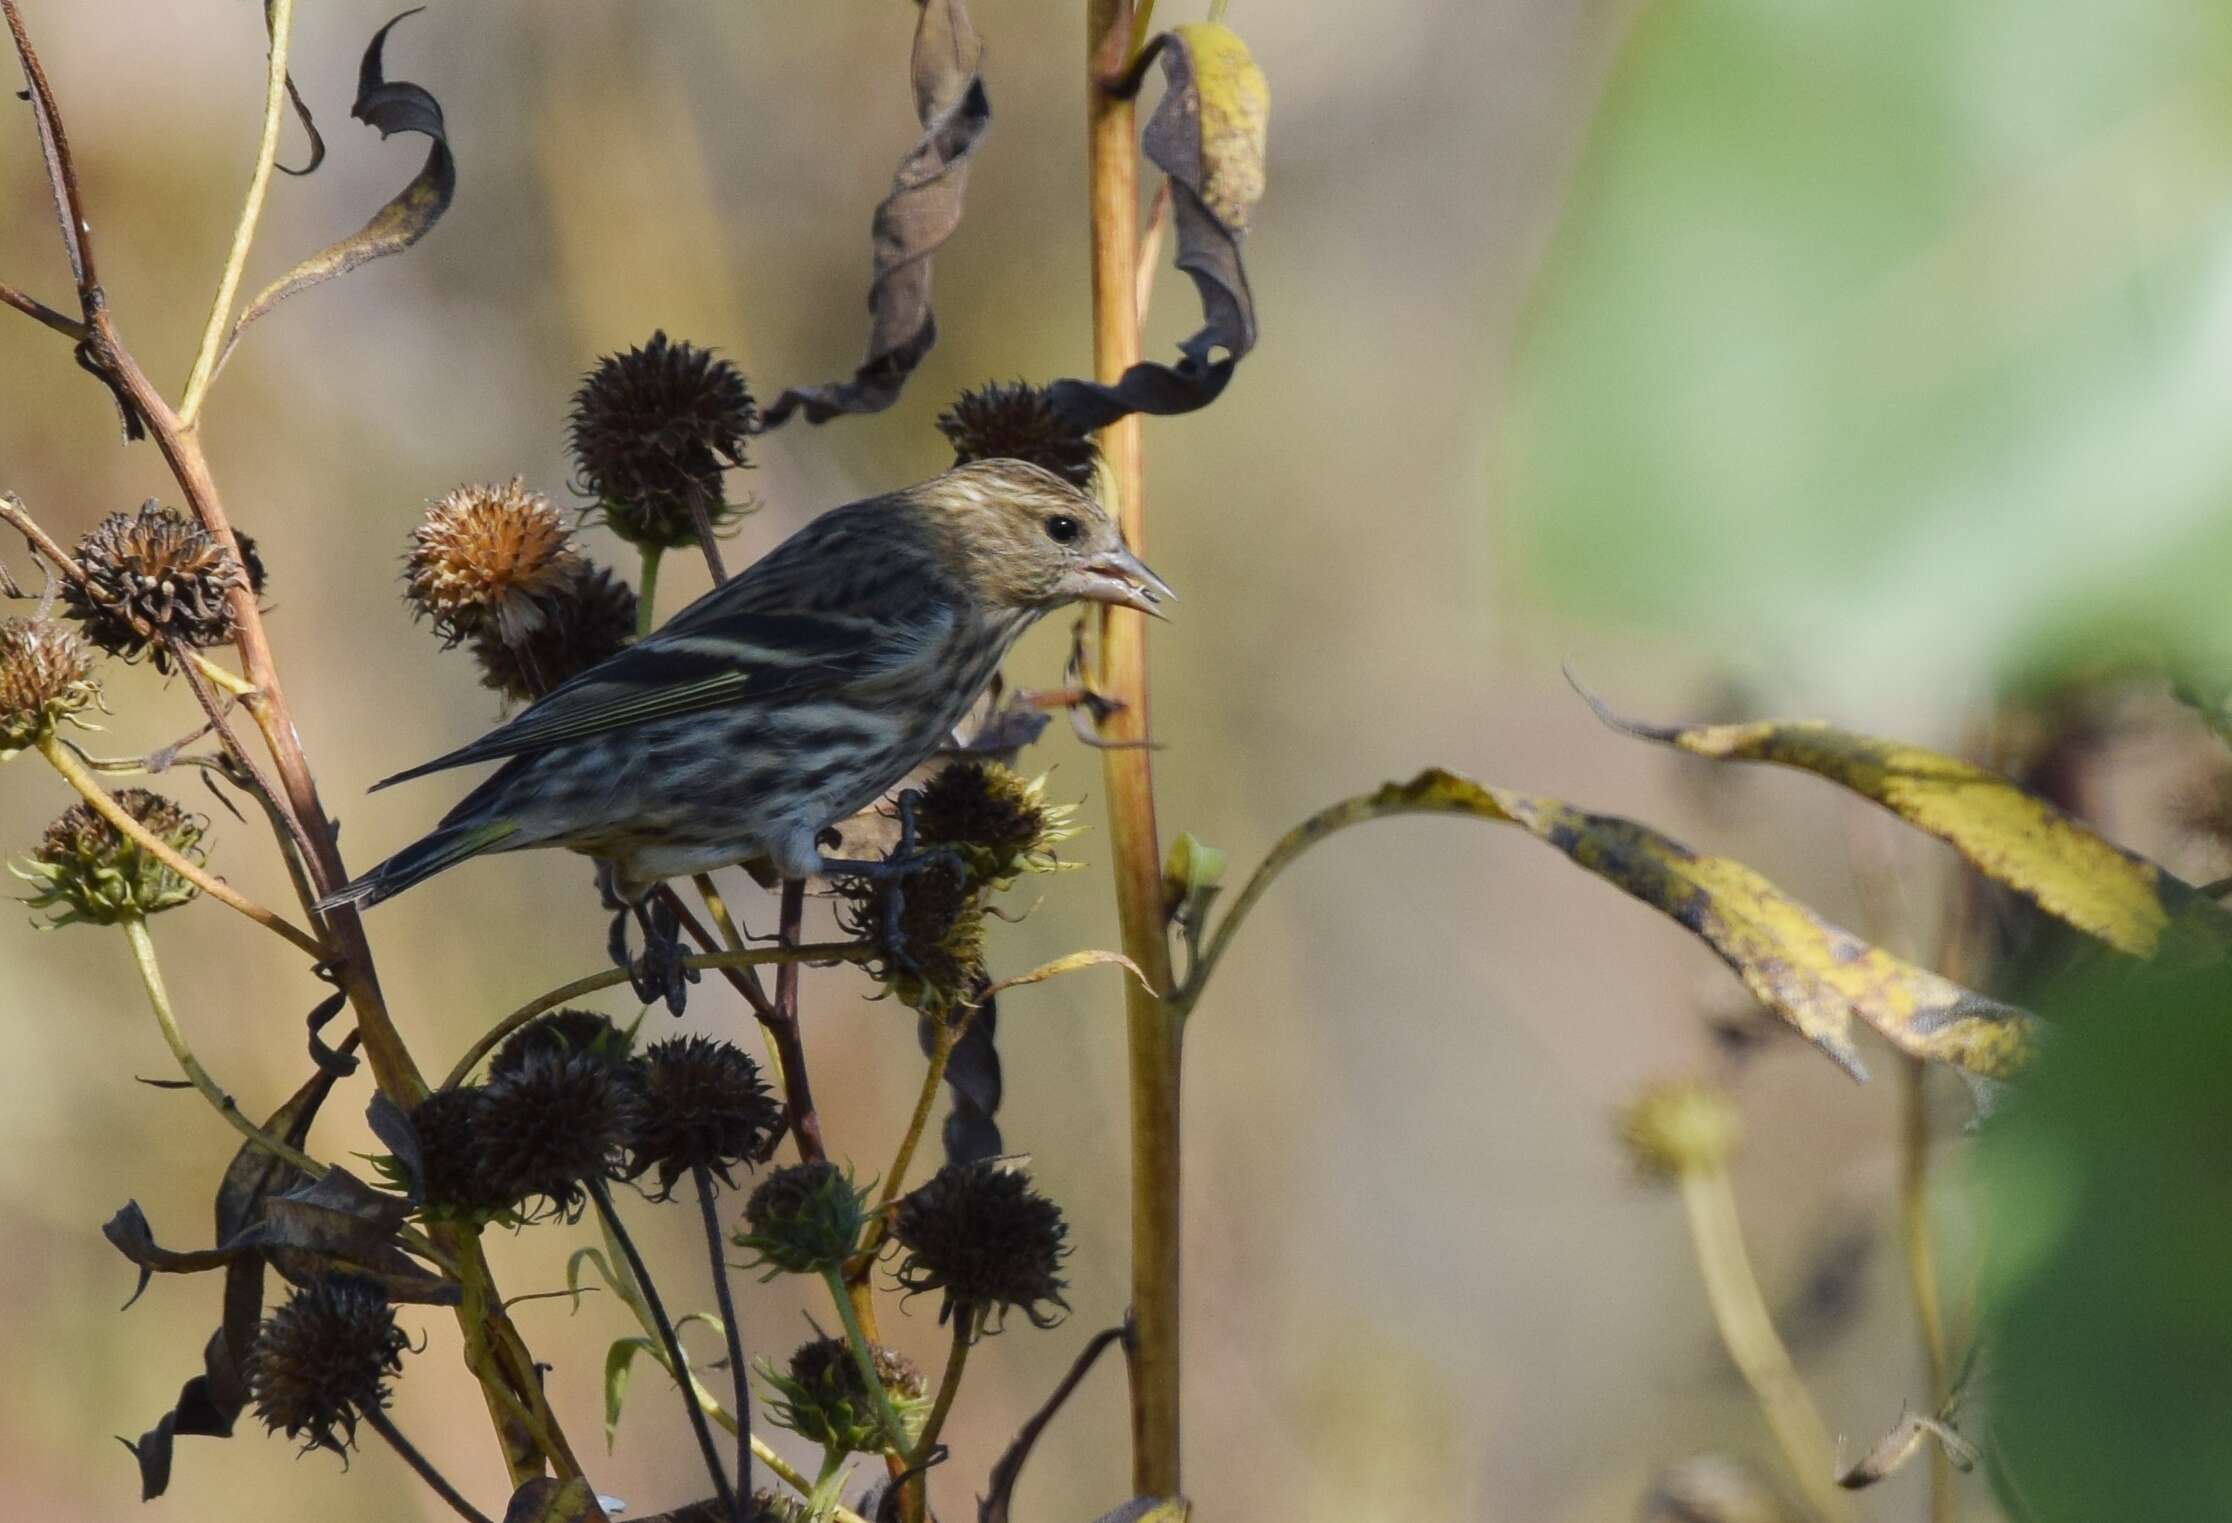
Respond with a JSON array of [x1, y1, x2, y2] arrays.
[[602, 1336, 659, 1449]]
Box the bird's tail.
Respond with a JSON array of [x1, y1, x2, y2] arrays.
[[317, 819, 521, 912]]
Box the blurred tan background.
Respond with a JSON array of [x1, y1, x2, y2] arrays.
[[5, 2, 2230, 1520]]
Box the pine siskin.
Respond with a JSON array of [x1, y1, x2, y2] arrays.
[[327, 460, 1170, 910]]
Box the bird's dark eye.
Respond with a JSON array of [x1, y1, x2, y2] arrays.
[[1044, 514, 1082, 545]]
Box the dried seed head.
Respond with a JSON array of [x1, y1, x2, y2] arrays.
[[1618, 1078, 1743, 1181], [915, 761, 1081, 885], [758, 1335, 929, 1455], [64, 501, 244, 671], [569, 331, 755, 549], [470, 562, 637, 708], [625, 1035, 782, 1198], [936, 381, 1100, 490], [15, 789, 204, 926], [0, 617, 99, 759], [735, 1160, 869, 1276], [477, 1040, 640, 1217], [490, 1009, 633, 1078], [893, 1160, 1070, 1331], [837, 862, 984, 1014], [405, 478, 581, 645], [400, 1086, 513, 1221], [247, 1275, 409, 1455]]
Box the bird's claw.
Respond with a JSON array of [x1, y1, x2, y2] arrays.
[[608, 895, 699, 1014]]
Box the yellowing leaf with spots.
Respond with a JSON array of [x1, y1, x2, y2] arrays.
[[1187, 769, 2033, 1081], [1578, 688, 2232, 960]]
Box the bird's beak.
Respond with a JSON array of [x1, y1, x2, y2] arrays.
[[1077, 546, 1177, 619]]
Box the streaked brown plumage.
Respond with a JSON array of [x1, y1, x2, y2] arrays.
[[326, 459, 1169, 910]]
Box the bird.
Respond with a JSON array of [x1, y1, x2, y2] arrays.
[[323, 459, 1171, 925]]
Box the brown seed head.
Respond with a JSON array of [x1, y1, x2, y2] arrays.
[[0, 617, 99, 758], [64, 502, 244, 671], [16, 789, 204, 926], [570, 331, 755, 549], [936, 380, 1100, 489], [406, 478, 581, 645], [470, 562, 637, 707]]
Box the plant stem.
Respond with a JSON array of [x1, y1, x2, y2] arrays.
[[1676, 1162, 1854, 1522], [913, 1305, 975, 1466], [695, 1164, 753, 1523], [804, 1449, 851, 1523], [439, 941, 870, 1090], [851, 1016, 956, 1277], [177, 0, 294, 426], [1085, 0, 1183, 1495], [772, 877, 829, 1162], [120, 916, 323, 1174], [589, 1176, 738, 1519], [362, 1406, 498, 1523], [42, 733, 325, 957], [637, 544, 663, 638], [821, 1264, 911, 1456], [1901, 1054, 1957, 1523]]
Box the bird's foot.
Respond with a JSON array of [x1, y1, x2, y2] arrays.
[[824, 790, 969, 979], [607, 893, 699, 1015]]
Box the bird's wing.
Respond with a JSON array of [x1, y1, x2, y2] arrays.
[[371, 598, 956, 790]]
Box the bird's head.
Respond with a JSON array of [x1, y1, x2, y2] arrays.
[[914, 459, 1174, 618]]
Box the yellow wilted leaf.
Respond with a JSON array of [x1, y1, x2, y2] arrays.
[[1578, 687, 2232, 959], [1169, 23, 1268, 232], [1188, 768, 2033, 1081]]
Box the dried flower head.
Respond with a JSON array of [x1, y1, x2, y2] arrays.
[[915, 761, 1081, 885], [893, 1160, 1070, 1331], [758, 1335, 929, 1455], [1618, 1077, 1743, 1181], [569, 331, 755, 550], [399, 1086, 513, 1221], [625, 1035, 782, 1197], [0, 617, 99, 760], [15, 790, 203, 926], [490, 1009, 633, 1078], [247, 1276, 409, 1455], [936, 381, 1100, 490], [837, 862, 984, 1013], [64, 501, 244, 671], [735, 1161, 870, 1276], [405, 478, 581, 645], [470, 562, 637, 707], [478, 1040, 640, 1217]]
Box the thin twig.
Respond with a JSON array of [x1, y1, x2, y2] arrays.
[[695, 1164, 753, 1523], [177, 0, 296, 425], [42, 732, 326, 957], [121, 916, 324, 1176], [439, 942, 870, 1091], [636, 544, 663, 639], [849, 1017, 957, 1278], [589, 1177, 739, 1519], [821, 1264, 912, 1456], [910, 1305, 976, 1470], [0, 280, 86, 339], [771, 877, 829, 1162], [362, 1407, 499, 1523], [1901, 1055, 1958, 1523]]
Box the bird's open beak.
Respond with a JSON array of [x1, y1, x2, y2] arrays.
[[1077, 546, 1177, 619]]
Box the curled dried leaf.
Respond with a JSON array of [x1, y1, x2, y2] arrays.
[[217, 9, 455, 371], [760, 0, 988, 427]]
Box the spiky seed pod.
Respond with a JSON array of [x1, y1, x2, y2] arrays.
[[489, 1008, 633, 1079], [399, 1086, 514, 1220], [625, 1035, 782, 1197], [914, 760, 1082, 885], [936, 380, 1100, 490], [758, 1335, 929, 1455], [15, 790, 203, 926], [569, 331, 756, 550], [246, 1276, 410, 1455], [837, 862, 984, 1013], [1618, 1078, 1743, 1182], [892, 1160, 1070, 1331], [405, 478, 581, 646], [64, 501, 244, 671], [0, 617, 100, 760], [477, 1041, 641, 1217], [735, 1161, 869, 1276], [470, 562, 637, 708]]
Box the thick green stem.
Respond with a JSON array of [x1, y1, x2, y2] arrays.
[[637, 544, 663, 638]]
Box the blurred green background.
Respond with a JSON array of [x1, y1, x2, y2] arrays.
[[3, 1, 2229, 1519]]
